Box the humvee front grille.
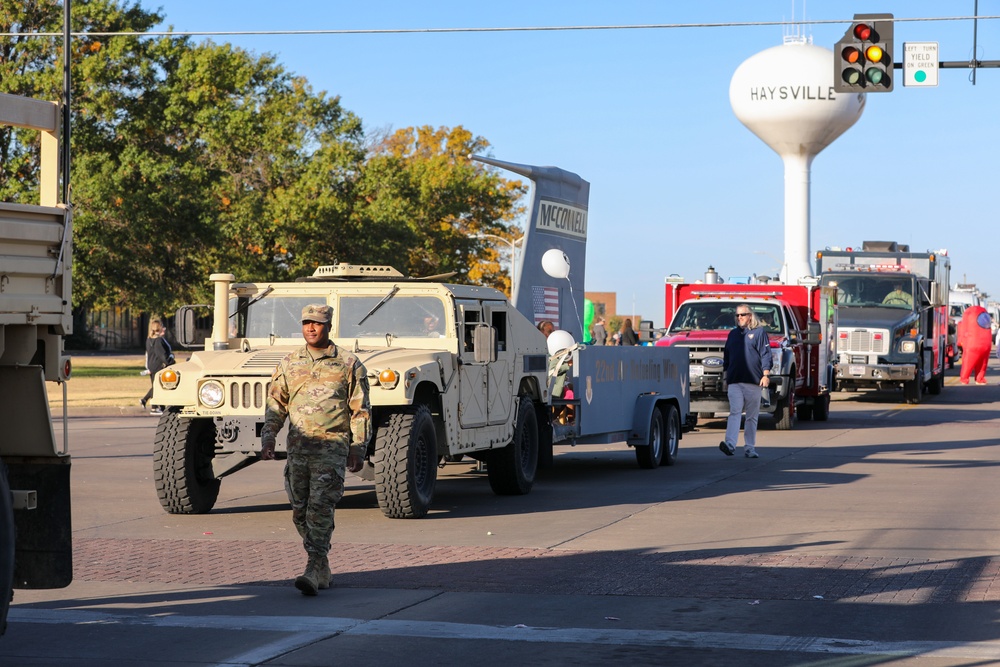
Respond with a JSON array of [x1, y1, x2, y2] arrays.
[[229, 380, 267, 409]]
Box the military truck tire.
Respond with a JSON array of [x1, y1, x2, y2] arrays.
[[635, 407, 665, 469], [487, 396, 539, 495], [153, 412, 221, 514], [661, 404, 680, 467], [0, 462, 14, 636], [374, 406, 437, 519], [773, 379, 795, 430], [812, 394, 831, 421]]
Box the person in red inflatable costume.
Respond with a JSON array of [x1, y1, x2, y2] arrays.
[[957, 305, 993, 385]]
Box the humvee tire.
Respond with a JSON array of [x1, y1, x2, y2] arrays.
[[374, 406, 438, 519], [487, 396, 539, 495], [153, 411, 221, 514]]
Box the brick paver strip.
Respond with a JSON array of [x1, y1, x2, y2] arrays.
[[73, 538, 1000, 604]]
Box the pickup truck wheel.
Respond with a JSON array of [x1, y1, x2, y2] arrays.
[[661, 404, 680, 467], [488, 397, 539, 495], [812, 394, 831, 421], [635, 407, 664, 469], [374, 406, 437, 518], [773, 381, 796, 430], [0, 462, 14, 636], [904, 371, 923, 404], [153, 412, 220, 514]]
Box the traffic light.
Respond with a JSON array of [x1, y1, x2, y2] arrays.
[[834, 13, 894, 93]]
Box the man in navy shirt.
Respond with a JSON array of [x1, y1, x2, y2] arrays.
[[720, 305, 772, 458]]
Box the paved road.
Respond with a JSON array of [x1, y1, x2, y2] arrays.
[[5, 363, 1000, 666]]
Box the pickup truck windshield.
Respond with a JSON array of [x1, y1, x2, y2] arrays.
[[669, 302, 783, 335]]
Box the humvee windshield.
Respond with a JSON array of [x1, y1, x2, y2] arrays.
[[232, 294, 449, 339], [234, 296, 319, 338], [338, 296, 448, 338], [669, 302, 783, 335]]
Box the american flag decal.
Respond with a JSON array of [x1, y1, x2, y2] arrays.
[[532, 286, 560, 328]]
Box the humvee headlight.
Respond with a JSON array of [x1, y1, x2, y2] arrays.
[[900, 341, 917, 354], [199, 380, 225, 408], [159, 368, 179, 389], [378, 369, 400, 390]]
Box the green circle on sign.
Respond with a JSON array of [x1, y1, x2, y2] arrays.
[[915, 70, 927, 83]]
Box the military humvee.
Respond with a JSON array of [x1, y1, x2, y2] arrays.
[[152, 264, 549, 519]]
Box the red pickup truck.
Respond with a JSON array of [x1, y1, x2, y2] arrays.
[[656, 279, 837, 429]]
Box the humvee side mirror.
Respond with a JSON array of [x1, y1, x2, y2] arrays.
[[175, 305, 210, 348], [473, 324, 496, 363]]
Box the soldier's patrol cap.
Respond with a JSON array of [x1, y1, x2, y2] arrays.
[[301, 304, 332, 324]]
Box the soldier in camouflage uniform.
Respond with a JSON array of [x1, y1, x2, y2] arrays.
[[261, 304, 371, 596]]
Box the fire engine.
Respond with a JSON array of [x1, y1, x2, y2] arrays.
[[816, 241, 950, 403], [657, 271, 836, 429]]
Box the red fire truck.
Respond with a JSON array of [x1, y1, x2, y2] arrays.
[[656, 273, 837, 429]]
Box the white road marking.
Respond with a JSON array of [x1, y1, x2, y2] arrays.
[[10, 608, 1000, 662]]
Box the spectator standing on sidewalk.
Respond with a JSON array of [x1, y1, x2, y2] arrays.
[[620, 318, 640, 346], [260, 304, 371, 596], [141, 319, 173, 414], [720, 305, 772, 459]]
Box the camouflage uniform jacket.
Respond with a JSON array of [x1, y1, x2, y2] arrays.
[[261, 343, 372, 461]]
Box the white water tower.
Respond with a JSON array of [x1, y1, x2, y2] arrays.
[[730, 38, 864, 283]]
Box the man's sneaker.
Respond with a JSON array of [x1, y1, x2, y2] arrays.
[[744, 448, 759, 459], [719, 441, 735, 456], [150, 407, 163, 416]]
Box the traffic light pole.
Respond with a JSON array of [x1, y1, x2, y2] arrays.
[[893, 61, 1000, 69]]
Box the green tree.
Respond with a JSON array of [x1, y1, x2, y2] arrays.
[[1, 1, 526, 315], [353, 125, 526, 291]]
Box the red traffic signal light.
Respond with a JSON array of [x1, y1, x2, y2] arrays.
[[853, 23, 872, 41]]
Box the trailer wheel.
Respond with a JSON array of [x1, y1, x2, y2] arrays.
[[0, 462, 14, 637], [635, 407, 665, 469], [661, 404, 680, 467], [374, 406, 437, 518], [153, 411, 220, 514], [488, 396, 539, 495], [812, 394, 831, 421], [773, 379, 796, 430]]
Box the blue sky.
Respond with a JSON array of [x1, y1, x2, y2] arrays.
[[143, 1, 999, 326]]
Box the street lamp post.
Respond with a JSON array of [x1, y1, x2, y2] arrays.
[[473, 233, 524, 296]]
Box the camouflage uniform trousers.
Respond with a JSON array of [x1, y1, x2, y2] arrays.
[[283, 447, 346, 558]]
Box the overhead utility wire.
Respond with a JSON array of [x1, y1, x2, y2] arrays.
[[3, 15, 1000, 38]]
